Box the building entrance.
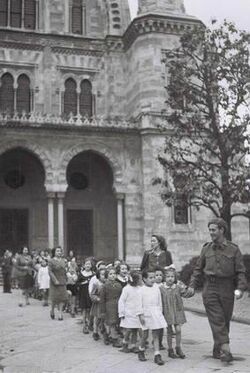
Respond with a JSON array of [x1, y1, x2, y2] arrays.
[[0, 208, 28, 255], [67, 209, 93, 258]]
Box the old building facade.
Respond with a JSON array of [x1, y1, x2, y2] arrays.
[[0, 0, 249, 268]]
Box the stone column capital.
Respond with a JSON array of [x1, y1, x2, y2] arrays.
[[116, 193, 125, 201], [47, 192, 56, 199], [57, 192, 66, 199]]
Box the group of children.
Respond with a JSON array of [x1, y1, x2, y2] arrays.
[[30, 253, 189, 366], [75, 258, 190, 366]]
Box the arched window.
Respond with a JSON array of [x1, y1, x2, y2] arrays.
[[24, 0, 36, 29], [0, 0, 36, 29], [16, 74, 31, 113], [79, 80, 92, 117], [10, 0, 22, 28], [0, 73, 14, 113], [0, 0, 8, 27], [64, 78, 77, 116], [72, 0, 83, 35]]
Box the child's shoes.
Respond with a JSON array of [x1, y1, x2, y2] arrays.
[[103, 333, 110, 345], [129, 346, 140, 353], [93, 332, 100, 341], [82, 325, 89, 334], [175, 346, 186, 359], [112, 339, 123, 348], [138, 350, 147, 361], [154, 354, 164, 365], [168, 348, 177, 358], [119, 343, 130, 353]]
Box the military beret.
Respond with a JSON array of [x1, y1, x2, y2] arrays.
[[208, 217, 228, 233]]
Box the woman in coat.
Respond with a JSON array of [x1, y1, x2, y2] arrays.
[[15, 247, 34, 306], [140, 234, 173, 271], [48, 246, 68, 320]]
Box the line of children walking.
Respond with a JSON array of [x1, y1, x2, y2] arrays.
[[81, 260, 190, 366]]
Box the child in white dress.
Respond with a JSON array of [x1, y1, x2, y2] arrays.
[[118, 271, 142, 353], [154, 266, 166, 350], [138, 269, 167, 365], [37, 259, 50, 306]]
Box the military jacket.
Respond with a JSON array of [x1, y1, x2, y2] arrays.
[[189, 240, 247, 291]]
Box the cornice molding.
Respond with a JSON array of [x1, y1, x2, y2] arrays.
[[0, 40, 43, 51], [51, 46, 104, 57], [123, 14, 203, 50]]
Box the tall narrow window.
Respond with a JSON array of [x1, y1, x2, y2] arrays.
[[0, 73, 14, 113], [173, 174, 189, 224], [80, 80, 92, 117], [64, 78, 77, 116], [72, 0, 82, 34], [16, 74, 31, 113], [10, 0, 22, 28], [24, 0, 36, 29], [0, 0, 8, 27]]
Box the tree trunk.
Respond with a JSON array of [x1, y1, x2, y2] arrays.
[[221, 193, 232, 240]]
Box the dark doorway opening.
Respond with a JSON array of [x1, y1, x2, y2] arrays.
[[67, 209, 93, 259], [0, 208, 29, 256]]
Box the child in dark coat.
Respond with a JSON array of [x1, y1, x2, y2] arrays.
[[100, 267, 123, 347]]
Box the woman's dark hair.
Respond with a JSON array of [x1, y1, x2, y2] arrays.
[[116, 262, 130, 274], [51, 246, 62, 258], [128, 271, 141, 287], [21, 247, 30, 255], [96, 268, 106, 280], [152, 235, 167, 251]]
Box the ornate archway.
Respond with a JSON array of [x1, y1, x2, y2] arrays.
[[60, 141, 123, 192], [0, 140, 53, 185]]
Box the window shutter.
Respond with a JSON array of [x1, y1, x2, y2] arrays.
[[0, 0, 8, 27], [10, 0, 22, 28], [0, 73, 14, 113], [64, 78, 77, 116], [24, 0, 36, 29], [79, 80, 92, 117], [16, 74, 31, 113], [72, 0, 82, 34]]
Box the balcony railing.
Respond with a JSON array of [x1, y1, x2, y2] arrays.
[[0, 111, 139, 130]]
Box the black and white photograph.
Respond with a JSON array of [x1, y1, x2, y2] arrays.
[[0, 0, 250, 372]]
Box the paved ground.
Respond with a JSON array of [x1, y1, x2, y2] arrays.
[[0, 290, 250, 373]]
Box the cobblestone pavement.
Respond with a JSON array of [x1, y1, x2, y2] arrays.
[[0, 290, 250, 373]]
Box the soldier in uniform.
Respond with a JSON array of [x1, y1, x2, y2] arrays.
[[186, 218, 247, 363]]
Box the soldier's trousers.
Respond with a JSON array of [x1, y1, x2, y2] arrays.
[[202, 277, 234, 346]]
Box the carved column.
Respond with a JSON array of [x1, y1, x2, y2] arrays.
[[116, 193, 125, 260], [47, 192, 55, 249], [57, 192, 65, 249]]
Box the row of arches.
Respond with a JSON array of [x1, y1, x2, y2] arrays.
[[0, 73, 94, 117], [0, 147, 119, 259]]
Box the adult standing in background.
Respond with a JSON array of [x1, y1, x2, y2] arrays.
[[1, 250, 13, 293], [15, 247, 34, 306], [140, 235, 173, 271], [48, 246, 68, 321], [186, 218, 247, 363]]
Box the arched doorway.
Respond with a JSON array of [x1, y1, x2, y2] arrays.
[[0, 148, 47, 255], [65, 151, 117, 261]]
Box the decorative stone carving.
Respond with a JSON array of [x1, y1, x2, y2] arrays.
[[0, 140, 53, 185], [60, 142, 124, 191]]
